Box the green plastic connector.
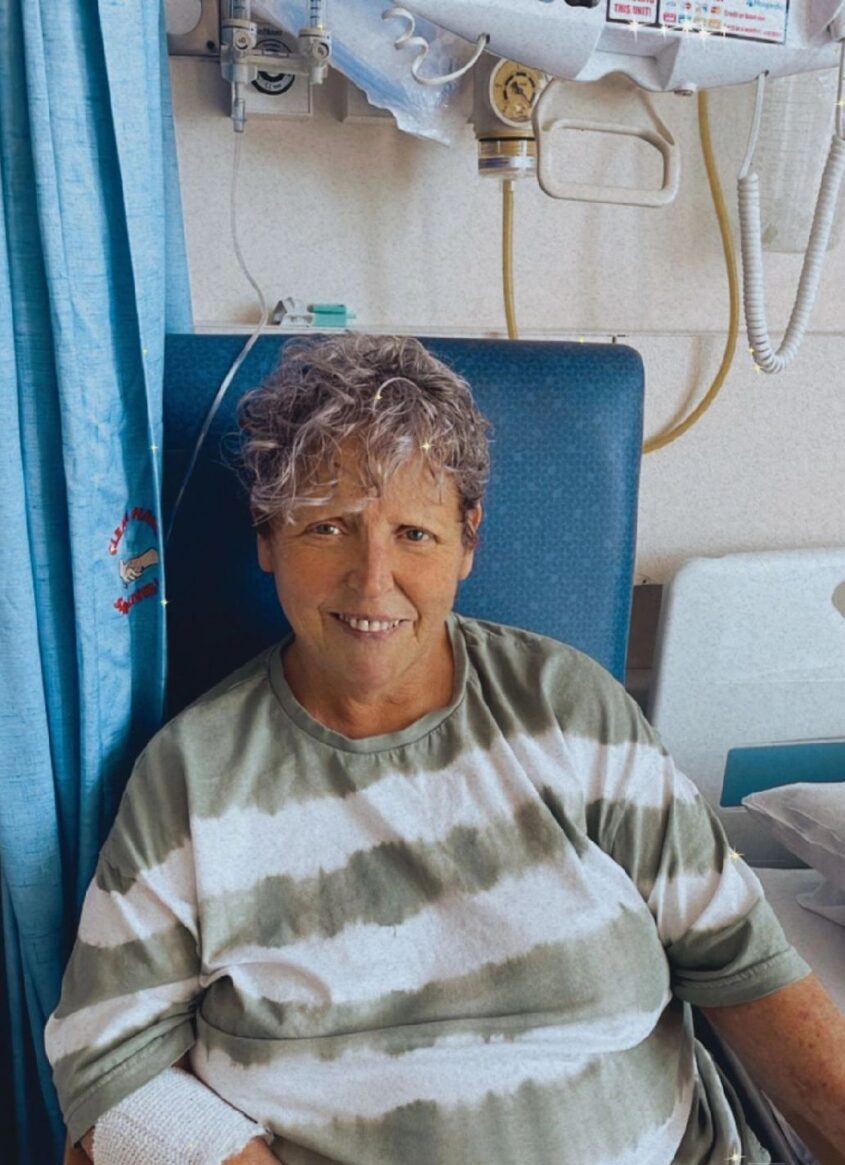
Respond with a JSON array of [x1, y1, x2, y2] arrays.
[[308, 303, 356, 328]]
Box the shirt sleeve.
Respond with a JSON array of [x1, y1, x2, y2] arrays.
[[569, 661, 814, 1008], [44, 741, 202, 1145]]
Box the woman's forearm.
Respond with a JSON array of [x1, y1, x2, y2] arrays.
[[76, 1055, 190, 1157]]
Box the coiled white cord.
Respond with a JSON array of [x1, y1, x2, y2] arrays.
[[737, 39, 845, 374], [382, 6, 489, 87]]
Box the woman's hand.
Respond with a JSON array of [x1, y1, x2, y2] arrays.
[[65, 1136, 92, 1163], [223, 1138, 281, 1163]]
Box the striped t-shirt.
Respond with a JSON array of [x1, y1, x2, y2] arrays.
[[46, 613, 812, 1163]]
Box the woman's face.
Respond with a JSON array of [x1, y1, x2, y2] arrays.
[[257, 439, 482, 723]]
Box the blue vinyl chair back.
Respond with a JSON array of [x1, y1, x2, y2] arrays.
[[162, 335, 644, 718]]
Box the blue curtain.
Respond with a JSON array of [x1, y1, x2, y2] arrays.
[[0, 1, 192, 1160]]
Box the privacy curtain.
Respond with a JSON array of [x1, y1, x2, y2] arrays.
[[0, 1, 192, 1160]]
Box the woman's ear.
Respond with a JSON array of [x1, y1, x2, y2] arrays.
[[464, 501, 483, 545], [458, 503, 483, 582], [257, 528, 274, 573]]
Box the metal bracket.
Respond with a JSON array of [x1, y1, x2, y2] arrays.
[[166, 0, 223, 58]]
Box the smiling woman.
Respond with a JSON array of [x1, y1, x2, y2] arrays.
[[239, 334, 490, 738], [45, 335, 830, 1165]]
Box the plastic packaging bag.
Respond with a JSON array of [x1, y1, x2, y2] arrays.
[[253, 0, 474, 144], [750, 67, 845, 253]]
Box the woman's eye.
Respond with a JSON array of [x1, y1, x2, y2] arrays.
[[307, 524, 428, 540]]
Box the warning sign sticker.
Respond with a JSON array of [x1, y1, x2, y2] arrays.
[[607, 0, 659, 23], [607, 0, 789, 43]]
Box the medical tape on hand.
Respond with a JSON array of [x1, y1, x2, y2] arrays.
[[91, 1065, 270, 1165]]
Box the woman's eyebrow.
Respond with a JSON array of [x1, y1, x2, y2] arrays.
[[312, 512, 457, 536], [317, 512, 440, 526]]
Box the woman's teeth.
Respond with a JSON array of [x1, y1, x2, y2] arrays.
[[336, 614, 402, 632]]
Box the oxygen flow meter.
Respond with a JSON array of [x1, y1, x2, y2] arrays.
[[473, 55, 549, 178]]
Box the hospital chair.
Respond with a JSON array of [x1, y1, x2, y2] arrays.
[[59, 334, 806, 1162], [161, 335, 642, 712]]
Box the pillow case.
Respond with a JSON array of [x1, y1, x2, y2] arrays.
[[742, 782, 845, 927]]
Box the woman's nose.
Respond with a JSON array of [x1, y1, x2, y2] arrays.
[[345, 538, 396, 593]]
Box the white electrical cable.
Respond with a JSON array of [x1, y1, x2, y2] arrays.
[[166, 131, 270, 545], [382, 6, 489, 87], [737, 69, 768, 183], [737, 39, 845, 374], [834, 28, 839, 138]]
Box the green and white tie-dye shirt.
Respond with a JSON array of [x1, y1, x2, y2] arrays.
[[46, 613, 812, 1163]]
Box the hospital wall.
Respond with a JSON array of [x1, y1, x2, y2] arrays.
[[168, 58, 845, 585]]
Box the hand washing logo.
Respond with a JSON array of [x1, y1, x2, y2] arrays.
[[108, 507, 161, 615]]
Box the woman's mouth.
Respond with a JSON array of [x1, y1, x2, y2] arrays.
[[331, 613, 407, 639]]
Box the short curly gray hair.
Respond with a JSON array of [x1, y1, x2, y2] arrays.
[[237, 334, 494, 550]]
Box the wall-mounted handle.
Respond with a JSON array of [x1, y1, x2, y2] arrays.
[[533, 78, 680, 207]]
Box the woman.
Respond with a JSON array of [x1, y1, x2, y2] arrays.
[[47, 334, 821, 1164]]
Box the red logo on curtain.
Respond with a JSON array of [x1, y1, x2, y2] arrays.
[[109, 507, 161, 615]]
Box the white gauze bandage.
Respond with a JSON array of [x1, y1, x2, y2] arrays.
[[91, 1066, 271, 1165]]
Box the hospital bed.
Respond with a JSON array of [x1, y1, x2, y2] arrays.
[[154, 334, 842, 1164], [650, 549, 845, 1164]]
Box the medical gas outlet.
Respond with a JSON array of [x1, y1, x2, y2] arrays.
[[219, 0, 331, 131], [474, 56, 550, 178]]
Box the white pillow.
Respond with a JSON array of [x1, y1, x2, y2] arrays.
[[742, 782, 845, 927]]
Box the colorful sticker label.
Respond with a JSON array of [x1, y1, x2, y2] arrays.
[[607, 0, 789, 42], [109, 506, 161, 616]]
